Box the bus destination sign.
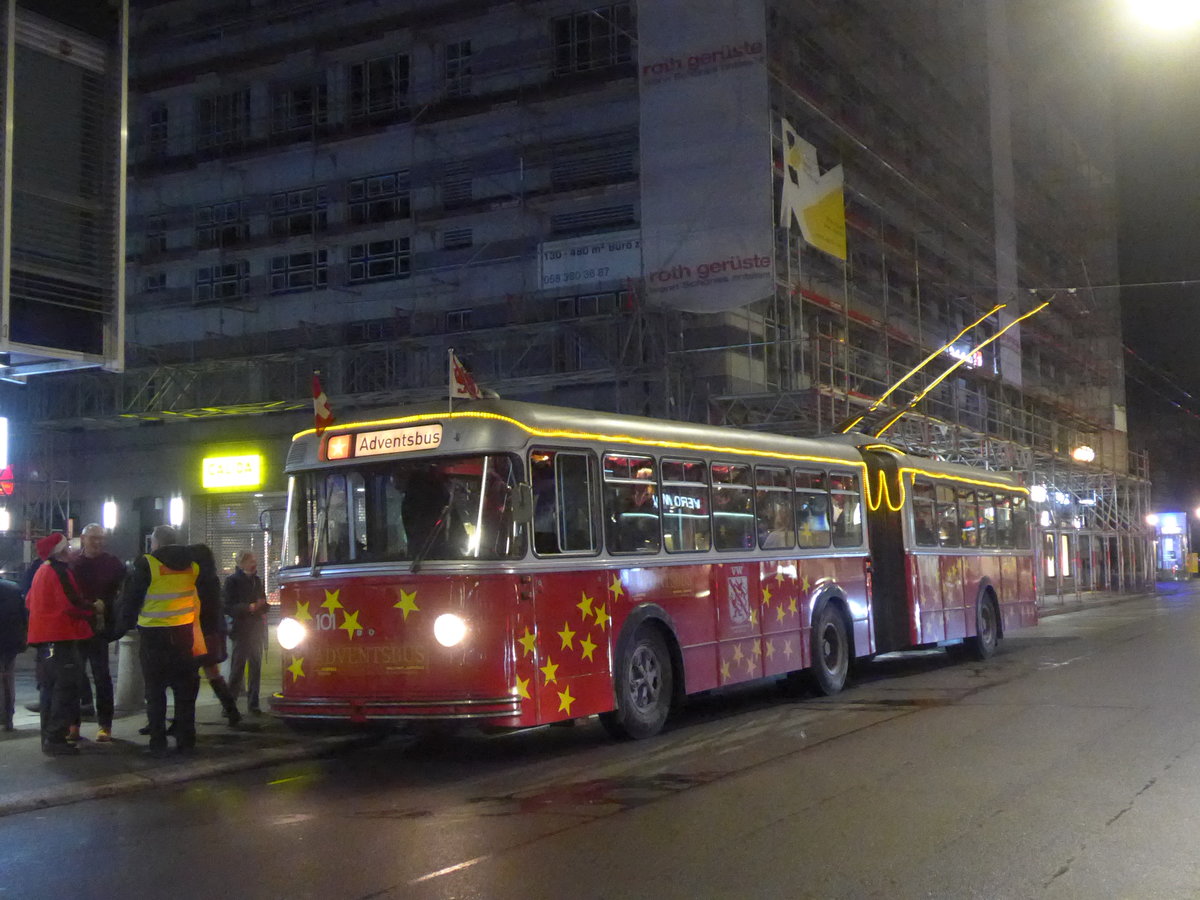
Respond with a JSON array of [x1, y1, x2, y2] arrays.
[[354, 423, 443, 457]]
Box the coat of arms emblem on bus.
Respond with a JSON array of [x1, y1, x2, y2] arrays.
[[727, 576, 750, 625]]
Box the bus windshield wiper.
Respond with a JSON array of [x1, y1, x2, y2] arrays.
[[410, 499, 453, 574]]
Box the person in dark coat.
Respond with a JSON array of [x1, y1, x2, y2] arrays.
[[20, 558, 44, 714], [223, 550, 267, 715], [188, 544, 239, 725], [0, 578, 26, 731], [71, 523, 126, 742]]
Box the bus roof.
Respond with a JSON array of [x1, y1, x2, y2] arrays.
[[288, 398, 867, 472]]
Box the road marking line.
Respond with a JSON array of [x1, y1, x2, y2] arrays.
[[410, 855, 490, 884]]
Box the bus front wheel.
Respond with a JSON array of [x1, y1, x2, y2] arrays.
[[601, 625, 673, 740], [811, 602, 850, 696]]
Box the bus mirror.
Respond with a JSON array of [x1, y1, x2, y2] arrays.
[[512, 483, 534, 523]]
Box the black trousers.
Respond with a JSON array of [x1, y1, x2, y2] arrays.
[[38, 641, 82, 744], [78, 634, 114, 729], [139, 625, 200, 748]]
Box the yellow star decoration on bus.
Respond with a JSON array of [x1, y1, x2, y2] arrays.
[[721, 659, 732, 681], [540, 657, 559, 685], [322, 589, 343, 611], [732, 644, 745, 665], [393, 589, 419, 621], [513, 675, 530, 700], [765, 641, 776, 660], [783, 640, 795, 661], [558, 622, 576, 650], [608, 575, 624, 598], [580, 633, 597, 662], [593, 603, 610, 631], [762, 585, 772, 608], [557, 687, 575, 714], [775, 569, 787, 585], [801, 574, 811, 592], [339, 609, 362, 638], [577, 592, 594, 620], [517, 627, 537, 657], [752, 642, 762, 658], [287, 657, 305, 681], [294, 600, 312, 623], [749, 608, 758, 625], [776, 605, 787, 624], [789, 597, 798, 615]]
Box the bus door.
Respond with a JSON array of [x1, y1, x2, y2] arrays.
[[528, 448, 613, 724], [863, 451, 910, 653]]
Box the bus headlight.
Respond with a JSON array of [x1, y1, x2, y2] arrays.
[[434, 613, 468, 647], [277, 616, 308, 651]]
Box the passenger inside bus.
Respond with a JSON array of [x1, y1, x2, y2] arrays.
[[761, 503, 795, 549], [401, 465, 466, 559]]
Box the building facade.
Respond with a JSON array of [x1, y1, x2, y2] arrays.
[[0, 0, 1148, 597]]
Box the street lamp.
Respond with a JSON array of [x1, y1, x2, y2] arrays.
[[1071, 445, 1095, 463]]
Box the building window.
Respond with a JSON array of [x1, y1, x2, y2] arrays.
[[349, 54, 410, 119], [440, 162, 472, 208], [442, 227, 473, 250], [195, 260, 249, 302], [271, 80, 328, 134], [270, 187, 328, 238], [144, 216, 166, 255], [348, 238, 411, 283], [445, 308, 472, 331], [142, 272, 166, 292], [270, 250, 328, 294], [553, 4, 633, 75], [147, 104, 168, 157], [195, 201, 249, 250], [445, 40, 472, 96], [349, 171, 411, 224], [196, 89, 251, 152], [550, 204, 635, 235]]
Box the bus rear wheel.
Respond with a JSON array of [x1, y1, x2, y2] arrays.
[[601, 625, 673, 740], [811, 602, 849, 696], [967, 595, 999, 660]]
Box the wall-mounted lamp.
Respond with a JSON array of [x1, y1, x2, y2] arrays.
[[168, 496, 184, 528], [102, 499, 118, 531]]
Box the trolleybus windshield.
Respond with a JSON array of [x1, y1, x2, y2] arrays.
[[283, 453, 527, 567]]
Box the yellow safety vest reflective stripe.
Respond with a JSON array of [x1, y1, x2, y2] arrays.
[[137, 554, 199, 628]]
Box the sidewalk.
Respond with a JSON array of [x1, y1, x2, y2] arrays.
[[0, 635, 375, 819]]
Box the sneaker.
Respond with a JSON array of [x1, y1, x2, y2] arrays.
[[224, 706, 242, 727], [95, 728, 112, 743], [137, 724, 151, 736], [66, 725, 81, 745]]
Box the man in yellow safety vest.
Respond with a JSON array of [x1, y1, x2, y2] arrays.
[[117, 524, 210, 756]]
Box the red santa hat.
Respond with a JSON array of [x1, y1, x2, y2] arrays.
[[36, 532, 68, 561]]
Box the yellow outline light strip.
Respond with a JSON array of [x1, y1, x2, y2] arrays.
[[841, 304, 1004, 433], [296, 410, 867, 472], [874, 301, 1050, 438], [864, 466, 1028, 513]]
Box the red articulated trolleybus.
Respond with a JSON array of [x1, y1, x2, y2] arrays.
[[272, 399, 1037, 739]]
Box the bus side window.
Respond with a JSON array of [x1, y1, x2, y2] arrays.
[[957, 488, 979, 548], [1011, 495, 1031, 549], [661, 458, 711, 553], [557, 452, 597, 553], [530, 451, 558, 555], [603, 453, 660, 553], [935, 485, 959, 547], [756, 466, 794, 550], [829, 472, 863, 547], [794, 469, 831, 548], [994, 494, 1013, 548], [712, 462, 755, 551], [977, 492, 996, 547], [911, 480, 937, 546]]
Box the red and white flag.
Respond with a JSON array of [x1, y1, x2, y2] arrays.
[[312, 371, 335, 433], [449, 349, 482, 400]]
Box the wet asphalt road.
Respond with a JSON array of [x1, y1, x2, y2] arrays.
[[5, 585, 1200, 899]]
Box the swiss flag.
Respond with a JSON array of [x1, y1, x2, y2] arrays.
[[312, 371, 335, 433], [449, 349, 482, 400]]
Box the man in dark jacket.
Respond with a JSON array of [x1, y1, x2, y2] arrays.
[[224, 550, 267, 715], [71, 523, 126, 742], [117, 525, 216, 755], [0, 577, 26, 731]]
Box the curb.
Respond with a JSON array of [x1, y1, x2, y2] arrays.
[[1038, 590, 1163, 618], [0, 732, 379, 819]]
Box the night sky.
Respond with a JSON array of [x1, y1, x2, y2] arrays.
[[1117, 13, 1200, 511]]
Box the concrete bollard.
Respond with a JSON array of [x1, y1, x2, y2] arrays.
[[114, 631, 144, 713]]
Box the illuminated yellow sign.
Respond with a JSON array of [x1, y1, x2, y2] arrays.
[[202, 454, 264, 490]]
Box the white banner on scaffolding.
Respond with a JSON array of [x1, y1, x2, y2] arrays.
[[638, 0, 774, 313]]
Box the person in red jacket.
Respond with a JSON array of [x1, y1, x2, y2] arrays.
[[25, 533, 94, 756]]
